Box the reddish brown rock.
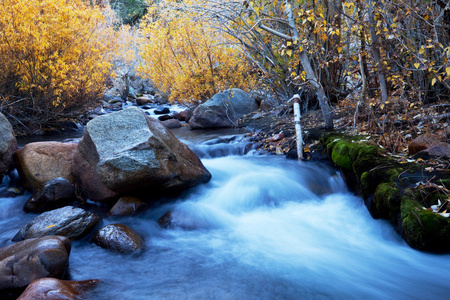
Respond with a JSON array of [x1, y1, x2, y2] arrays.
[[14, 142, 77, 193], [161, 119, 182, 129], [408, 134, 444, 156], [17, 278, 100, 300], [92, 224, 144, 253], [108, 196, 148, 216], [178, 109, 194, 122], [415, 142, 450, 159], [0, 236, 71, 290], [271, 132, 284, 142], [136, 96, 154, 106]]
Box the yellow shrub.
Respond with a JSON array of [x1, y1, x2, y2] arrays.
[[0, 0, 120, 126], [138, 1, 256, 104]]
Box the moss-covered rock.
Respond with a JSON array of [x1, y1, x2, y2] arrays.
[[401, 197, 450, 252], [321, 131, 450, 252], [373, 182, 402, 219]]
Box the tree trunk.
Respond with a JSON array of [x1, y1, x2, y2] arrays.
[[283, 0, 334, 129], [367, 0, 389, 104]]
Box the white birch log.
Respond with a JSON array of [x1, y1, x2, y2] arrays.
[[292, 94, 303, 161]]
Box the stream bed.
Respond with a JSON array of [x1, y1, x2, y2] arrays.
[[1, 128, 450, 299]]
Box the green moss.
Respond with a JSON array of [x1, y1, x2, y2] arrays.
[[330, 141, 353, 170], [373, 182, 401, 220], [401, 197, 450, 252]]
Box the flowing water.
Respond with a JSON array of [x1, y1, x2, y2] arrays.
[[2, 129, 450, 299]]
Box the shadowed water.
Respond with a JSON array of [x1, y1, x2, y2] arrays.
[[2, 135, 450, 299]]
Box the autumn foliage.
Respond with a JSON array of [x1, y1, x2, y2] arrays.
[[0, 0, 119, 128], [138, 0, 256, 104]]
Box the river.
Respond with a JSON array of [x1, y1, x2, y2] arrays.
[[1, 127, 450, 299]]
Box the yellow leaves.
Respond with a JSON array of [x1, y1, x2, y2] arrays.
[[431, 78, 437, 86], [138, 1, 255, 104], [45, 224, 56, 229], [446, 67, 450, 77], [0, 0, 121, 113], [286, 50, 293, 57], [419, 47, 425, 55], [337, 46, 343, 53], [414, 63, 420, 69]]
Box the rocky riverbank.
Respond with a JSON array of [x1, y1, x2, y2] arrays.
[[1, 86, 450, 298]]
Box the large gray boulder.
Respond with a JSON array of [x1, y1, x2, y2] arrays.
[[72, 107, 211, 202], [189, 88, 258, 129], [0, 236, 70, 291], [13, 206, 100, 241], [0, 112, 17, 179]]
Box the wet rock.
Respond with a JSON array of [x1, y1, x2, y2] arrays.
[[14, 142, 77, 193], [158, 114, 173, 121], [108, 196, 148, 216], [23, 178, 77, 213], [408, 134, 444, 156], [157, 211, 203, 230], [161, 119, 182, 129], [0, 236, 71, 290], [414, 142, 450, 159], [189, 88, 258, 129], [154, 107, 170, 114], [0, 112, 17, 180], [92, 224, 144, 253], [17, 278, 100, 300], [136, 96, 154, 106], [178, 109, 193, 122], [13, 206, 100, 241], [72, 107, 211, 202]]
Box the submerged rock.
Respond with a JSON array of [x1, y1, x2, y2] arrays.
[[14, 142, 77, 193], [92, 224, 144, 253], [17, 278, 100, 300], [0, 112, 17, 180], [13, 206, 100, 241], [189, 88, 258, 129], [108, 196, 148, 216], [72, 107, 211, 202], [154, 106, 170, 114], [24, 177, 77, 213], [0, 236, 70, 290]]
